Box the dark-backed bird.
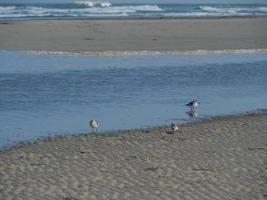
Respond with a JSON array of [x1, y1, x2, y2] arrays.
[[186, 99, 199, 111], [89, 119, 99, 132]]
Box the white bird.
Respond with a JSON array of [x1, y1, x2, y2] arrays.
[[89, 119, 99, 133], [171, 122, 180, 133], [186, 99, 200, 111]]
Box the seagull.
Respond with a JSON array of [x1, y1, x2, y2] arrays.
[[89, 119, 99, 133], [171, 122, 180, 133], [186, 99, 199, 111]]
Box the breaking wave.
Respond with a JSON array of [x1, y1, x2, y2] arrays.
[[0, 4, 267, 19], [258, 7, 267, 12], [74, 1, 112, 8], [200, 6, 267, 14], [0, 4, 163, 18]]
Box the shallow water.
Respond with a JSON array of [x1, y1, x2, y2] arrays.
[[0, 51, 267, 148]]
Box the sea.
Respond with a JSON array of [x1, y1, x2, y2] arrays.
[[0, 2, 267, 19], [1, 50, 267, 148]]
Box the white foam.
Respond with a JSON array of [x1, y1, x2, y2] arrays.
[[100, 2, 112, 7], [75, 1, 112, 7], [0, 6, 16, 11], [200, 6, 228, 13], [162, 12, 250, 17], [75, 1, 95, 7], [0, 6, 16, 14], [24, 49, 267, 57], [200, 6, 267, 14], [201, 6, 249, 13], [0, 4, 163, 18], [0, 4, 266, 19], [257, 7, 267, 12], [79, 5, 162, 14]]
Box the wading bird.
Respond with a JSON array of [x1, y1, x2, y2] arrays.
[[186, 99, 199, 111], [90, 119, 99, 132]]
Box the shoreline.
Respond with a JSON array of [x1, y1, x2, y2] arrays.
[[2, 15, 267, 21], [0, 111, 266, 199], [0, 102, 266, 152], [1, 17, 267, 52], [11, 48, 267, 56], [1, 109, 266, 151]]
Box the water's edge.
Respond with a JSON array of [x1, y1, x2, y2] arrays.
[[1, 50, 266, 150], [1, 109, 266, 152], [15, 48, 267, 57]]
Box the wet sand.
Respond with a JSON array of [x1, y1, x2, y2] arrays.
[[1, 17, 267, 53], [0, 112, 267, 200]]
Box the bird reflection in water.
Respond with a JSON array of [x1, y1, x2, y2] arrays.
[[186, 110, 198, 118]]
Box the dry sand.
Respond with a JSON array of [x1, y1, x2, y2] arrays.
[[0, 112, 267, 200], [1, 17, 267, 53]]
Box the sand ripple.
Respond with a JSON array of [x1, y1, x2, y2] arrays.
[[0, 113, 267, 199]]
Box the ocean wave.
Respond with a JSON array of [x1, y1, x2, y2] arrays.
[[200, 6, 267, 14], [0, 4, 163, 17], [0, 13, 129, 18], [200, 6, 245, 13], [0, 4, 267, 19], [0, 6, 16, 12], [84, 5, 163, 13], [161, 12, 251, 17], [75, 1, 112, 7], [258, 7, 267, 12], [0, 5, 133, 18]]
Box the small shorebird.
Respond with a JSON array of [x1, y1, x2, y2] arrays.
[[89, 119, 99, 132], [186, 99, 199, 111], [171, 122, 180, 133]]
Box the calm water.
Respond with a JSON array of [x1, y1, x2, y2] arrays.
[[0, 51, 267, 148], [0, 3, 267, 19]]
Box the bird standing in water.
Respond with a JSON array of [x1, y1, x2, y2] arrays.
[[90, 119, 99, 133], [186, 99, 200, 111]]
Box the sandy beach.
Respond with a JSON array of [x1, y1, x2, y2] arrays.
[[1, 17, 267, 53], [0, 112, 266, 200], [1, 15, 267, 200]]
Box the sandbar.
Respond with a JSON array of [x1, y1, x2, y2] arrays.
[[1, 17, 267, 53], [0, 113, 267, 199]]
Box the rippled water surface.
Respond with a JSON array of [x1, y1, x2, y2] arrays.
[[0, 51, 267, 148]]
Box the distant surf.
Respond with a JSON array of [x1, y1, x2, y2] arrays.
[[75, 1, 112, 8], [0, 3, 267, 19], [21, 48, 267, 57]]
